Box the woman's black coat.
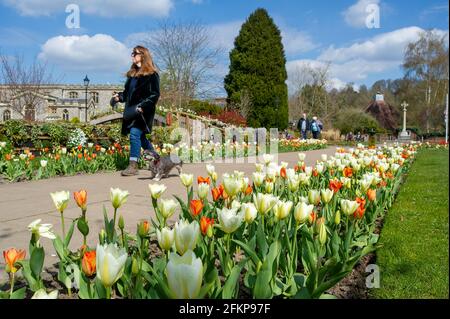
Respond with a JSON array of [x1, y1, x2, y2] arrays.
[[118, 72, 160, 135]]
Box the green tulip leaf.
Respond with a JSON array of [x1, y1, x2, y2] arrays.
[[232, 239, 261, 266], [64, 219, 76, 247], [10, 287, 26, 299], [221, 258, 247, 298], [52, 236, 67, 262], [77, 218, 90, 237], [30, 246, 44, 279]]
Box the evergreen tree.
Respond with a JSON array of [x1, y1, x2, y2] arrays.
[[224, 8, 288, 129]]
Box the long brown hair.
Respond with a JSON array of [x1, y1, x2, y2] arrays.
[[126, 45, 158, 77]]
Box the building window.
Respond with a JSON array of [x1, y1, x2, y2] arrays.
[[3, 110, 11, 121], [63, 109, 69, 121], [91, 92, 99, 104], [69, 91, 78, 99]]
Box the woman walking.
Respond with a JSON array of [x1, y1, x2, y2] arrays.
[[113, 45, 160, 176]]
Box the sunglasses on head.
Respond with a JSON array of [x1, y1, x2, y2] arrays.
[[131, 51, 142, 57]]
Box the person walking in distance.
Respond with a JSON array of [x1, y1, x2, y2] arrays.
[[310, 116, 321, 139], [297, 113, 309, 139]]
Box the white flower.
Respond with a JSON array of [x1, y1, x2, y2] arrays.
[[148, 183, 167, 199], [174, 220, 199, 255], [294, 202, 314, 224], [321, 154, 327, 162], [241, 203, 257, 223], [19, 153, 27, 160], [156, 227, 174, 251], [253, 193, 278, 215], [31, 289, 58, 299], [273, 200, 293, 220], [340, 199, 360, 216], [287, 175, 300, 192], [298, 153, 306, 161], [197, 182, 210, 200], [206, 164, 215, 176], [308, 189, 320, 205], [28, 219, 56, 240], [223, 175, 241, 197], [166, 250, 203, 299], [217, 207, 244, 234], [180, 173, 194, 188], [96, 243, 127, 288], [157, 199, 178, 219], [50, 191, 70, 213], [40, 160, 48, 168], [252, 172, 265, 187], [262, 154, 274, 164], [255, 163, 264, 172], [0, 141, 6, 148], [321, 189, 334, 204], [110, 188, 129, 209]]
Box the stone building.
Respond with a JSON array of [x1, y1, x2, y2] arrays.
[[0, 83, 122, 123]]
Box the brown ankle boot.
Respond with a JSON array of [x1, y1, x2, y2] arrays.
[[121, 160, 139, 176]]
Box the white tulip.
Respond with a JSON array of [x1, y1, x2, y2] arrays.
[[148, 183, 167, 199], [253, 193, 278, 215], [180, 173, 194, 188], [263, 154, 274, 164], [40, 160, 47, 168], [273, 200, 293, 220], [294, 202, 314, 224], [217, 207, 244, 234], [32, 289, 58, 299], [197, 182, 210, 200], [321, 154, 328, 162], [206, 164, 215, 176], [321, 189, 334, 204], [96, 243, 127, 288], [28, 219, 56, 241], [174, 220, 199, 255], [255, 163, 264, 172], [340, 199, 360, 216], [287, 175, 300, 192], [308, 189, 320, 205], [241, 203, 257, 223], [223, 175, 241, 197], [252, 172, 265, 187], [50, 190, 70, 213], [166, 250, 203, 299], [110, 188, 129, 209], [298, 153, 306, 161], [157, 198, 178, 219], [156, 227, 174, 251]]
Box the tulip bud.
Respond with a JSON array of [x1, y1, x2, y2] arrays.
[[118, 215, 125, 230], [99, 229, 106, 244], [334, 210, 341, 225], [131, 256, 139, 275], [317, 218, 327, 246], [308, 189, 320, 205], [265, 181, 274, 193], [206, 225, 213, 238], [138, 220, 150, 237]]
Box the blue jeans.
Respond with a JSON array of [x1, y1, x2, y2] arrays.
[[129, 127, 155, 162], [301, 130, 307, 139]]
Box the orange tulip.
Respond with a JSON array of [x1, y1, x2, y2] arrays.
[[343, 167, 353, 178], [353, 197, 366, 219], [5, 154, 11, 161], [211, 187, 222, 201], [245, 184, 253, 195], [280, 167, 287, 179], [329, 179, 343, 193], [77, 153, 83, 159], [294, 164, 300, 172], [81, 250, 96, 276], [313, 169, 319, 177], [308, 211, 317, 224], [197, 176, 211, 185], [74, 189, 88, 211], [190, 199, 203, 216], [55, 154, 60, 161], [3, 248, 26, 273], [367, 189, 376, 202], [200, 217, 214, 236], [95, 144, 101, 152], [77, 145, 82, 151]]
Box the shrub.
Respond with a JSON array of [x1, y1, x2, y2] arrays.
[[70, 117, 80, 124], [67, 128, 87, 149], [1, 120, 28, 147], [335, 109, 380, 135]]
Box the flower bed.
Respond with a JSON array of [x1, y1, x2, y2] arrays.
[[0, 139, 327, 183], [0, 143, 420, 299]]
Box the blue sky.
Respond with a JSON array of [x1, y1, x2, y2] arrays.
[[0, 0, 448, 96]]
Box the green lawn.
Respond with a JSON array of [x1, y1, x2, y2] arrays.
[[373, 148, 449, 299]]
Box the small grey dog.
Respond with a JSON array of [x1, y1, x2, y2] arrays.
[[144, 153, 183, 181]]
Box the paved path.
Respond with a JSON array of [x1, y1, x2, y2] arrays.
[[0, 147, 341, 280]]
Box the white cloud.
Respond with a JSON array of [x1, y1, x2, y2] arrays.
[[2, 0, 173, 17], [342, 0, 380, 28], [280, 26, 319, 56], [38, 34, 130, 73]]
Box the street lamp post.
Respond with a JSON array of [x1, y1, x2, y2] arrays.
[[83, 75, 90, 123]]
